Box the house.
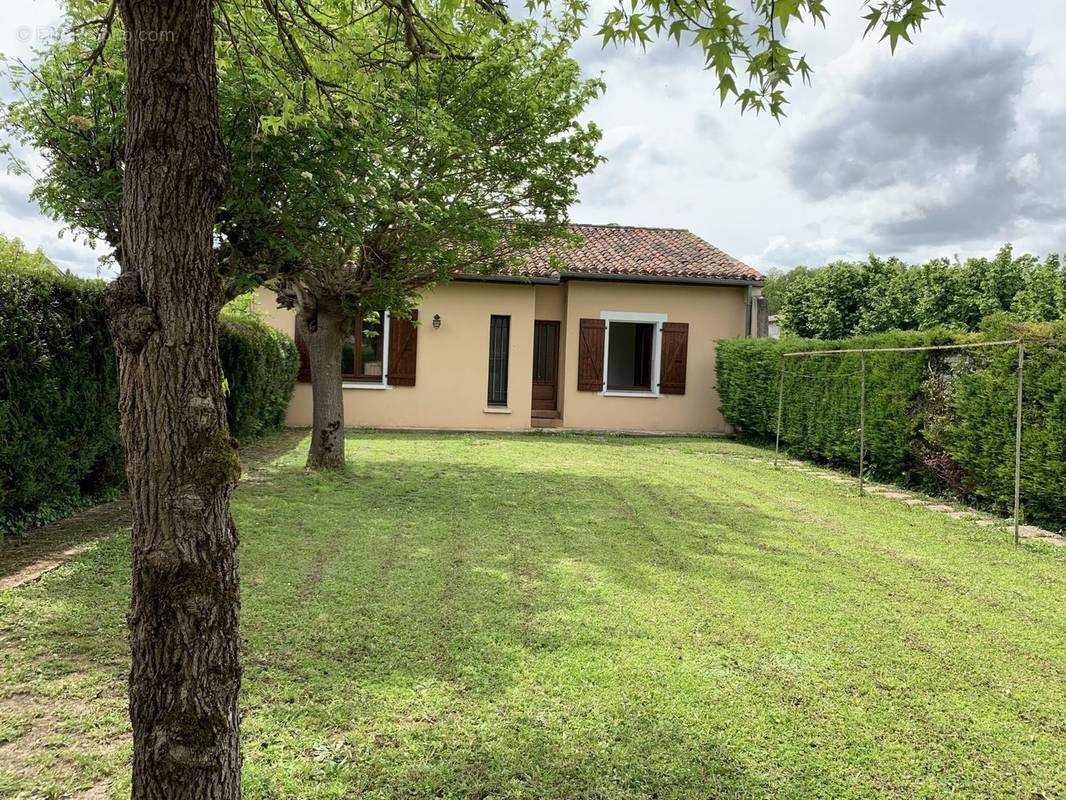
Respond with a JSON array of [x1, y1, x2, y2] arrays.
[[255, 224, 765, 434], [768, 314, 782, 339]]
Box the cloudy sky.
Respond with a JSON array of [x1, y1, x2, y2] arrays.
[[2, 0, 1065, 278]]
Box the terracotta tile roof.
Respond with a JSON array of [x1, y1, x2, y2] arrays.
[[516, 224, 762, 283]]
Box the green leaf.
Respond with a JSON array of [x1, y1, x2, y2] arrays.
[[717, 73, 737, 105]]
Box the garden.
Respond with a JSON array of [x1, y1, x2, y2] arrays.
[[2, 431, 1064, 798], [2, 1, 1065, 797]]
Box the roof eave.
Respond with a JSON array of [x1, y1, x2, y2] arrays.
[[451, 271, 765, 288], [452, 273, 561, 285], [559, 271, 764, 287]]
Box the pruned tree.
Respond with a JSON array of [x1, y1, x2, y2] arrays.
[[273, 22, 601, 468]]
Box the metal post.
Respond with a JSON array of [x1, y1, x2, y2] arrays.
[[1014, 343, 1025, 545], [774, 358, 785, 468], [858, 352, 866, 496]]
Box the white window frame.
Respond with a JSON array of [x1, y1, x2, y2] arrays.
[[342, 310, 390, 390], [599, 311, 667, 398]]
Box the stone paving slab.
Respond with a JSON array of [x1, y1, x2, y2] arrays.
[[776, 458, 1064, 547], [1016, 525, 1064, 545]]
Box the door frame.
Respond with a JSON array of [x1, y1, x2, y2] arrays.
[[531, 319, 561, 412]]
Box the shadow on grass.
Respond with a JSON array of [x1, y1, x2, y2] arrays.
[[231, 452, 791, 795], [8, 437, 785, 796], [0, 429, 309, 588]]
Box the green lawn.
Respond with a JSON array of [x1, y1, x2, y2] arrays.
[[1, 432, 1064, 799]]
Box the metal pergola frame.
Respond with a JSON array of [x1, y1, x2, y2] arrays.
[[772, 339, 1026, 544]]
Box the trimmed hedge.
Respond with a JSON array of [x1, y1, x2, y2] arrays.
[[219, 312, 298, 441], [1, 270, 297, 536], [0, 268, 123, 535], [942, 317, 1066, 528], [717, 320, 1066, 530]]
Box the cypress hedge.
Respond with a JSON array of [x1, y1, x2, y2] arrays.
[[0, 268, 123, 535], [942, 316, 1066, 528], [1, 269, 297, 536], [219, 312, 299, 442], [717, 320, 1066, 530]]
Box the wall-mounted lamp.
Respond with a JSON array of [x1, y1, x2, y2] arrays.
[[432, 314, 442, 329]]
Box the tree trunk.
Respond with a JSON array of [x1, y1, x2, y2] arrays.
[[109, 2, 241, 798], [301, 306, 347, 469]]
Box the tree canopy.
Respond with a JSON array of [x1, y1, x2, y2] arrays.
[[0, 234, 59, 276], [3, 1, 600, 307], [767, 245, 1066, 339], [273, 20, 602, 318]]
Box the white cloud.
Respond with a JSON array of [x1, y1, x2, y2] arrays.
[[2, 0, 1065, 279], [570, 3, 1066, 271]]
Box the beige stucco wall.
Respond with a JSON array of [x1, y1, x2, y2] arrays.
[[255, 277, 750, 434], [559, 281, 748, 433], [534, 284, 566, 321], [253, 283, 536, 431]]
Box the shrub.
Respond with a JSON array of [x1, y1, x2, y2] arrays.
[[0, 267, 123, 535], [940, 316, 1066, 527], [219, 311, 298, 441], [718, 330, 959, 481], [1, 273, 297, 536], [717, 322, 1066, 530]]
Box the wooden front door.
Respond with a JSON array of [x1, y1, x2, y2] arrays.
[[531, 320, 560, 411]]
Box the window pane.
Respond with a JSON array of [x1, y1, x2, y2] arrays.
[[487, 315, 510, 406], [533, 323, 557, 383], [606, 321, 654, 390], [341, 327, 357, 377], [359, 314, 384, 378]]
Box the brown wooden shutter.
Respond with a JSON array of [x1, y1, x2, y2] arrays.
[[577, 318, 606, 391], [295, 325, 312, 383], [659, 322, 689, 395], [387, 310, 418, 386]]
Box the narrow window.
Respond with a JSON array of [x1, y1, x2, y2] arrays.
[[341, 311, 387, 383], [357, 313, 385, 378], [487, 315, 510, 406], [606, 321, 655, 391]]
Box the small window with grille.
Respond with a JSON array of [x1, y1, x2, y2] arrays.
[[487, 315, 510, 406]]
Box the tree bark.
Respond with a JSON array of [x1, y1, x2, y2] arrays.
[[108, 2, 241, 798], [301, 305, 347, 469]]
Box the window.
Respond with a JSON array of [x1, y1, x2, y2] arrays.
[[342, 311, 388, 384], [600, 312, 667, 396], [577, 313, 688, 396], [606, 321, 655, 391], [487, 315, 510, 406]]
